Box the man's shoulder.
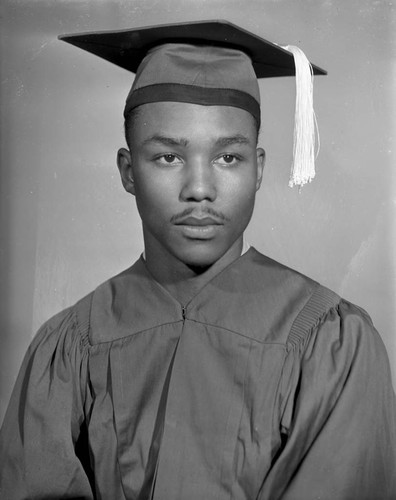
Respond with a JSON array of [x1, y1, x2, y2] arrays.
[[243, 247, 318, 285], [232, 247, 332, 311], [242, 249, 386, 362]]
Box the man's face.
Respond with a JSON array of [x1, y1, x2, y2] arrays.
[[118, 102, 264, 269]]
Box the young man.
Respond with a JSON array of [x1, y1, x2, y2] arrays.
[[1, 21, 395, 500]]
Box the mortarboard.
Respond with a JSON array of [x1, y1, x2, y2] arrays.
[[59, 20, 326, 187]]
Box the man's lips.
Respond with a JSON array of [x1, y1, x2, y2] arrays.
[[174, 216, 223, 226], [173, 215, 224, 239]]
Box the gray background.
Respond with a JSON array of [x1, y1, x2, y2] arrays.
[[1, 0, 395, 423]]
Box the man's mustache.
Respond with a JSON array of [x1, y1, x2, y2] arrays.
[[170, 207, 229, 223]]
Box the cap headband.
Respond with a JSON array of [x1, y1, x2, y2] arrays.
[[123, 83, 261, 126]]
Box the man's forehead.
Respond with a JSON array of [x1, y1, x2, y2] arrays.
[[140, 134, 253, 148]]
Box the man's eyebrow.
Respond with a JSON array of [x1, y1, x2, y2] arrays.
[[215, 135, 251, 147], [142, 135, 189, 147]]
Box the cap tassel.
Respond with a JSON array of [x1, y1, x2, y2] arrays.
[[282, 45, 318, 188]]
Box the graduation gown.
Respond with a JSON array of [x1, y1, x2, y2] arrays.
[[1, 248, 395, 499]]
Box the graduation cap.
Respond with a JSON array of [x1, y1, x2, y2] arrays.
[[59, 20, 327, 187]]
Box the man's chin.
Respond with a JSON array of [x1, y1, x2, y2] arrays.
[[175, 239, 241, 271], [179, 252, 219, 271]]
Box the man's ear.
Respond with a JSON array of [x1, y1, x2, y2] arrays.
[[255, 147, 265, 191], [117, 148, 135, 195]]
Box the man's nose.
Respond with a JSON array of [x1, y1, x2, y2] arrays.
[[179, 160, 217, 202]]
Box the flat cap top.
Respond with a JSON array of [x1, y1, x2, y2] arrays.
[[58, 19, 326, 78]]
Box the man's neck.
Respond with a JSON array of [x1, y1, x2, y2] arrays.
[[144, 238, 245, 305]]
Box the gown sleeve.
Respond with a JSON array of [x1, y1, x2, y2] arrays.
[[261, 299, 396, 500], [0, 305, 94, 500]]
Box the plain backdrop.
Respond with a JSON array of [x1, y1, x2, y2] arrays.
[[0, 0, 395, 423]]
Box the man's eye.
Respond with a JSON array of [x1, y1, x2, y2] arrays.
[[156, 154, 182, 165], [214, 154, 240, 166]]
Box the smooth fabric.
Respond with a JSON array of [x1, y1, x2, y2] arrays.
[[123, 42, 261, 126], [1, 248, 395, 499]]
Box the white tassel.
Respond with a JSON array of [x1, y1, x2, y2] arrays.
[[282, 45, 318, 188]]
